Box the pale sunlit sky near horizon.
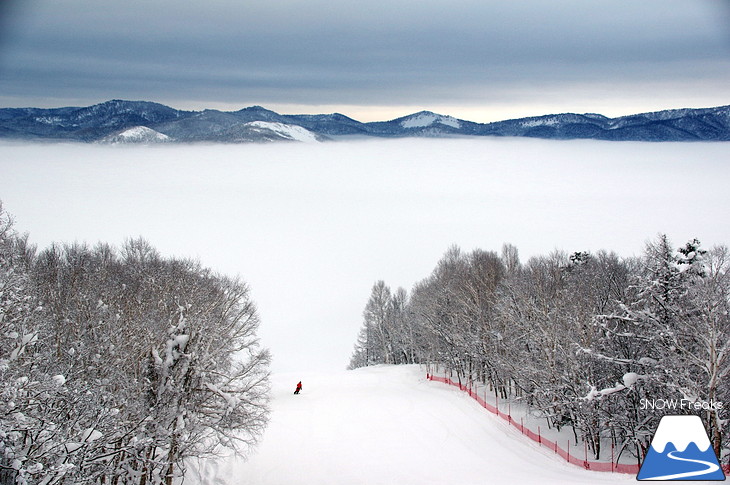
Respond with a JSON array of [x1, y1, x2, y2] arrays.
[[0, 0, 729, 121]]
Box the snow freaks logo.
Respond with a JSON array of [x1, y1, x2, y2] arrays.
[[637, 415, 726, 481], [640, 398, 723, 412]]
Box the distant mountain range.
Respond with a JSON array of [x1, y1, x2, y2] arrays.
[[1, 99, 728, 143]]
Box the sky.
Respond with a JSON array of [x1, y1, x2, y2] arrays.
[[1, 1, 730, 373], [1, 139, 729, 372], [0, 0, 729, 121]]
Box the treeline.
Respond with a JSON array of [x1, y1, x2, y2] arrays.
[[349, 238, 729, 465], [0, 203, 270, 484]]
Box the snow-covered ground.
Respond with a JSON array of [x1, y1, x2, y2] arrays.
[[400, 111, 461, 129], [187, 365, 635, 485], [101, 125, 171, 144], [246, 121, 321, 142]]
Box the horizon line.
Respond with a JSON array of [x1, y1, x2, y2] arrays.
[[2, 98, 729, 126]]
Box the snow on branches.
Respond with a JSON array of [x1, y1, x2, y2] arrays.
[[352, 236, 730, 464], [0, 203, 270, 485]]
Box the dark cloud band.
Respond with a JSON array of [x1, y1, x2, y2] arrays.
[[0, 0, 728, 113]]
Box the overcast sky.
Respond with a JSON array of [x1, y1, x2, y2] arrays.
[[0, 0, 729, 121]]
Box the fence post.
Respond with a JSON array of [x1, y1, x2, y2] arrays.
[[538, 426, 541, 444], [611, 443, 614, 473]]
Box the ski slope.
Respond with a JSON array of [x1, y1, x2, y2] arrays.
[[188, 365, 635, 485]]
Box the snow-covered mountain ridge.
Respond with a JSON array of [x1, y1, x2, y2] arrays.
[[1, 99, 729, 143], [245, 121, 323, 142], [399, 111, 461, 129], [101, 125, 171, 144]]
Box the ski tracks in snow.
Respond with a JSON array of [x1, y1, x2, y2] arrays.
[[187, 365, 634, 485]]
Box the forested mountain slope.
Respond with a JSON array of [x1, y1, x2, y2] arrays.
[[1, 100, 728, 142]]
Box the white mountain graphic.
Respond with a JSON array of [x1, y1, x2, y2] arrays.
[[650, 415, 712, 453], [638, 415, 725, 481]]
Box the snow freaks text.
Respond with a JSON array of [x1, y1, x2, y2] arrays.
[[640, 399, 724, 412]]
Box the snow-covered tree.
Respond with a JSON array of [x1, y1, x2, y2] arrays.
[[589, 235, 729, 462], [349, 281, 391, 368], [0, 202, 270, 485], [349, 282, 424, 369], [351, 235, 729, 466]]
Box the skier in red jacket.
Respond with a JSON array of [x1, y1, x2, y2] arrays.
[[294, 381, 302, 395]]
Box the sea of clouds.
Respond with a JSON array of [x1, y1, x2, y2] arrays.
[[2, 138, 728, 372]]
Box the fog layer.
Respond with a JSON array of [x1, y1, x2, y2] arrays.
[[1, 138, 728, 371]]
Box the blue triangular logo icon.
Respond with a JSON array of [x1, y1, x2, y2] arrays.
[[637, 415, 725, 481]]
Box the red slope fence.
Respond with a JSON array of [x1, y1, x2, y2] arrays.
[[427, 372, 640, 474], [427, 372, 730, 476]]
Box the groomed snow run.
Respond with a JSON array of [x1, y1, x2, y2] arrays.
[[187, 365, 635, 485]]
